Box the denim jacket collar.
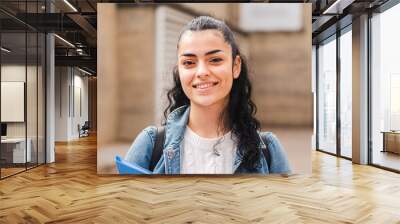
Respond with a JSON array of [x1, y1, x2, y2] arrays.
[[162, 105, 266, 174]]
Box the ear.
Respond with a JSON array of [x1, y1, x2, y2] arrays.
[[233, 55, 242, 79]]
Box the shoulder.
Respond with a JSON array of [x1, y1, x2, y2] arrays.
[[259, 132, 283, 153], [260, 132, 279, 145], [124, 126, 158, 169], [259, 131, 291, 174], [131, 126, 158, 147]]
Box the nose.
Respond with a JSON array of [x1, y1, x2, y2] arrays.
[[195, 61, 209, 78]]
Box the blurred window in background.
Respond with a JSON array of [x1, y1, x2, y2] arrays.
[[339, 28, 352, 158], [371, 2, 400, 170], [317, 36, 337, 155]]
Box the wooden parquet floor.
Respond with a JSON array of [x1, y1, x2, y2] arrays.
[[1, 135, 400, 224]]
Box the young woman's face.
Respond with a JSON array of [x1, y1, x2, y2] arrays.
[[177, 30, 241, 109]]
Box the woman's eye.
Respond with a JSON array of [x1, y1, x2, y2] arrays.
[[182, 61, 195, 66], [210, 58, 223, 63]]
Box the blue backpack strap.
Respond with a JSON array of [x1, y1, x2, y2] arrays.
[[149, 126, 165, 171]]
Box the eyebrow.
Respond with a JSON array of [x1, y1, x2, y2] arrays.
[[180, 49, 222, 57]]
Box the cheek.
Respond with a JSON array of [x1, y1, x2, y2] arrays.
[[212, 65, 233, 84], [178, 69, 194, 90]]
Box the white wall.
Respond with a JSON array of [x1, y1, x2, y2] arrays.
[[1, 65, 34, 138], [1, 64, 46, 163], [72, 73, 89, 138], [1, 66, 26, 136], [55, 67, 69, 141], [55, 67, 89, 141]]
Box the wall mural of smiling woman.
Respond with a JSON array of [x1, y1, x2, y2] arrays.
[[97, 3, 312, 175], [123, 16, 291, 174]]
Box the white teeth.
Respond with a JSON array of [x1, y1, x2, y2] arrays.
[[195, 82, 216, 89]]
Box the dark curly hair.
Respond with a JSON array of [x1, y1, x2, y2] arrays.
[[163, 16, 262, 171]]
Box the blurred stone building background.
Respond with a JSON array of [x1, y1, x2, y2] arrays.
[[98, 3, 312, 174]]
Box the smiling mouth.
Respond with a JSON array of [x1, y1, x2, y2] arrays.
[[192, 82, 219, 89]]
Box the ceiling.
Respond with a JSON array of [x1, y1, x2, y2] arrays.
[[0, 0, 394, 74]]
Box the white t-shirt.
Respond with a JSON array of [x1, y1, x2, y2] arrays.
[[181, 126, 237, 174]]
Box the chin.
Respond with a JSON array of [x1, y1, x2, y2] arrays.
[[191, 96, 225, 108], [193, 100, 217, 107]]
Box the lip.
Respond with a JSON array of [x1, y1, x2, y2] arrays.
[[192, 81, 219, 93], [192, 81, 219, 89]]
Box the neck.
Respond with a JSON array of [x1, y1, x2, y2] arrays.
[[188, 101, 229, 138]]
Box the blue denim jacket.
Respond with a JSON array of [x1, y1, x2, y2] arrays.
[[125, 105, 291, 174]]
